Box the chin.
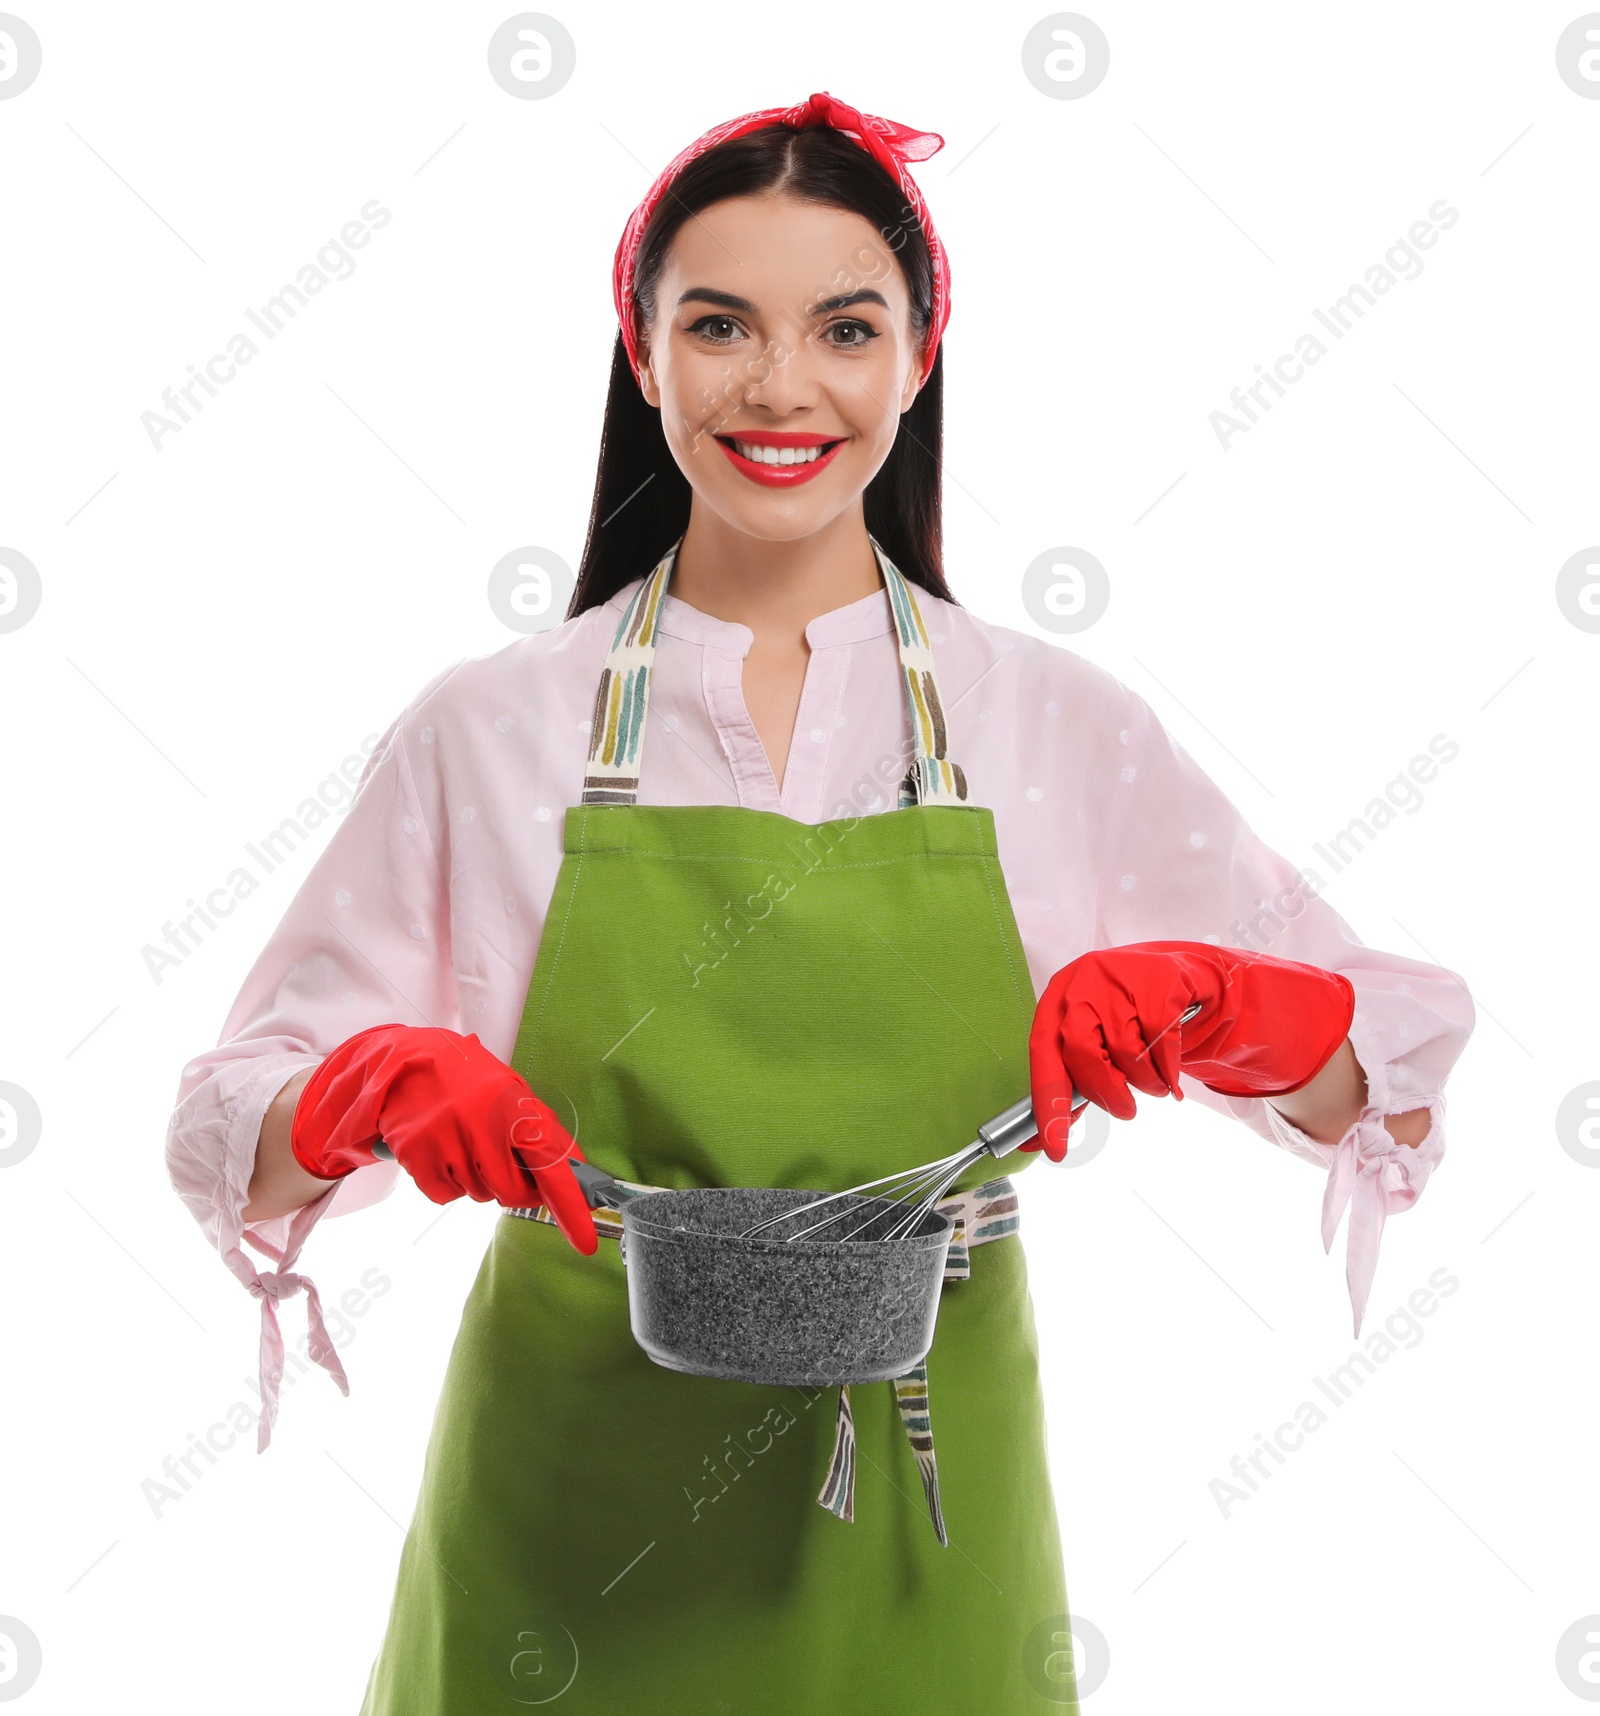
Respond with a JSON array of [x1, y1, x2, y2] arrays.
[[694, 483, 857, 544]]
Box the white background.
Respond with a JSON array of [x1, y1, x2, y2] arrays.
[[1, 3, 1595, 1711]]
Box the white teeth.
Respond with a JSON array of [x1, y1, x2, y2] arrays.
[[732, 440, 833, 465]]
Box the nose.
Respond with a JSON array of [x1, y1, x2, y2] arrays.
[[737, 334, 819, 416]]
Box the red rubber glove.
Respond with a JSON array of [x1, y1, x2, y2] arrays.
[[1025, 941, 1355, 1160], [289, 1024, 598, 1254]]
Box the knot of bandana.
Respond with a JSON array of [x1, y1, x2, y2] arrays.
[[611, 90, 951, 386]]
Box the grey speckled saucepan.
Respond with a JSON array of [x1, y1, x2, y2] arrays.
[[567, 1167, 954, 1387]]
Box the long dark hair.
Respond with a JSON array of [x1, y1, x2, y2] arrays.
[[567, 123, 950, 618]]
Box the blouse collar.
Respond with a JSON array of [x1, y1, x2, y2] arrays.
[[602, 542, 903, 658]]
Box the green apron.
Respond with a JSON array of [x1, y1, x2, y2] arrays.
[[359, 539, 1081, 1714]]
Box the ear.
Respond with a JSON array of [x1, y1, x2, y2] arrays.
[[636, 344, 661, 409], [898, 353, 924, 415]]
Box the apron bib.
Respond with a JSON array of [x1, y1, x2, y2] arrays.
[[359, 539, 1080, 1714]]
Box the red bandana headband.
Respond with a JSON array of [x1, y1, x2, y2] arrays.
[[611, 90, 951, 387]]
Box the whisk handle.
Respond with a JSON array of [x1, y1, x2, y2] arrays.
[[978, 1096, 1043, 1159], [983, 1000, 1205, 1158]]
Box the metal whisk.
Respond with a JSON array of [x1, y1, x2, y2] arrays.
[[742, 1001, 1204, 1244]]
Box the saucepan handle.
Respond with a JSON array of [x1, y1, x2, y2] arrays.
[[368, 1141, 631, 1212], [566, 1156, 632, 1211]]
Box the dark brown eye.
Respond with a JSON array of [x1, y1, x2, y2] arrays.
[[825, 319, 880, 349], [688, 315, 744, 344]]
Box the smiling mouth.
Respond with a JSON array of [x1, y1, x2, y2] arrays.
[[714, 436, 844, 466], [711, 434, 848, 487]]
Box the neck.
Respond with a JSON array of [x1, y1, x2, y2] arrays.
[[668, 507, 883, 644]]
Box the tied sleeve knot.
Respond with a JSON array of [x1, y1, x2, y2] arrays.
[[246, 1264, 349, 1451], [1319, 1105, 1430, 1338], [236, 1188, 350, 1452]]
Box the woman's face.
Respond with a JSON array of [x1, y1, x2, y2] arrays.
[[636, 193, 925, 543]]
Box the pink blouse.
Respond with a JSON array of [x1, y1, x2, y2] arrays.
[[164, 574, 1475, 1447]]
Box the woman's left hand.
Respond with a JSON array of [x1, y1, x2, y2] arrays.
[[1024, 941, 1355, 1160]]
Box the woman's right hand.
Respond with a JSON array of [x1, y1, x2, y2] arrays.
[[288, 1024, 599, 1254]]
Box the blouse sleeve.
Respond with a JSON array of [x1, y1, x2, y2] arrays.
[[163, 687, 457, 1448], [1091, 679, 1475, 1336]]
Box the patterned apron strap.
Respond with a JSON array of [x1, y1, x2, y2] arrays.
[[580, 535, 968, 808], [580, 549, 673, 805], [892, 1361, 947, 1547], [878, 556, 968, 809], [817, 1386, 857, 1525], [814, 1361, 946, 1548]]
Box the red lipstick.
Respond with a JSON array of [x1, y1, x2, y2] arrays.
[[713, 429, 846, 488]]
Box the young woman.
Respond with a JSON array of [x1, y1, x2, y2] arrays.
[[166, 92, 1475, 1714]]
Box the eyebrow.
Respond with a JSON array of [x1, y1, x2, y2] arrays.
[[675, 287, 891, 316]]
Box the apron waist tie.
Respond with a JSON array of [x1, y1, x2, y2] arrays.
[[510, 1174, 1021, 1549]]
